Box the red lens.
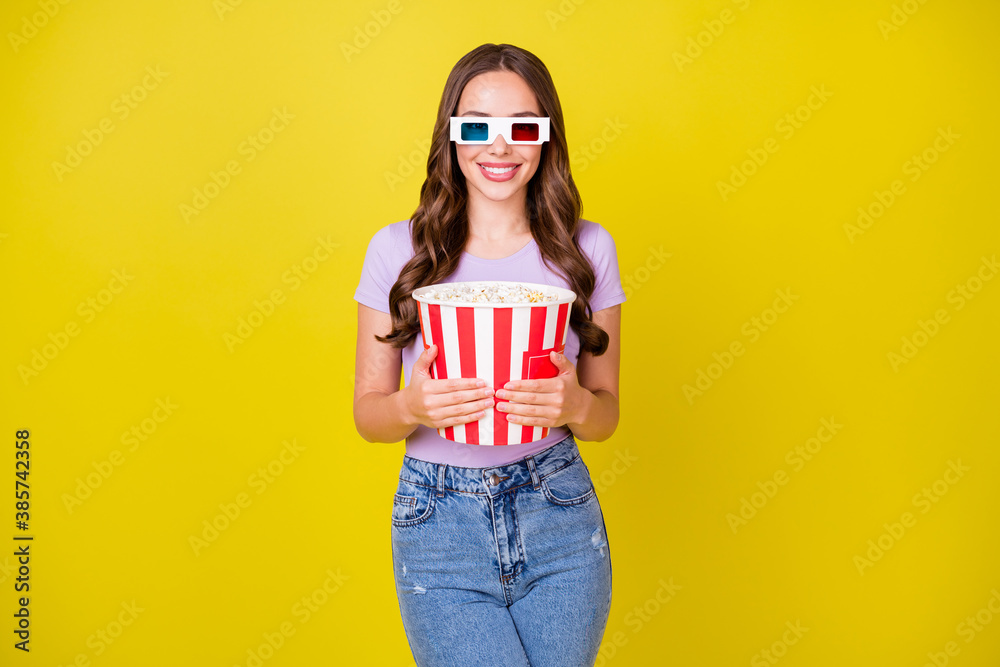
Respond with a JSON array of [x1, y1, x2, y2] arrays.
[[510, 122, 539, 142]]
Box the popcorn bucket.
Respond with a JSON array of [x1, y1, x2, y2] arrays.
[[412, 281, 576, 445]]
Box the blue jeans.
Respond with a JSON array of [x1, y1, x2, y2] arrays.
[[390, 435, 613, 666]]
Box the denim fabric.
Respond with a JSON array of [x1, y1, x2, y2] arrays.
[[390, 434, 613, 666]]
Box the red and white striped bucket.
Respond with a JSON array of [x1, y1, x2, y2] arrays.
[[413, 281, 576, 445]]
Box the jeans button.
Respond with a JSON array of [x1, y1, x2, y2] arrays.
[[488, 473, 501, 486]]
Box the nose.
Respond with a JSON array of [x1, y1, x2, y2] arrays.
[[488, 134, 510, 154]]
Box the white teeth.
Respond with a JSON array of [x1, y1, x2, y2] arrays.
[[481, 165, 516, 174]]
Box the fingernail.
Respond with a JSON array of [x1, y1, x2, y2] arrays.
[[477, 380, 486, 387]]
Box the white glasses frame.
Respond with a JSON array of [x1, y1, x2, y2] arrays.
[[449, 116, 551, 145]]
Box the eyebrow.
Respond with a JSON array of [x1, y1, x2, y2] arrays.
[[458, 111, 541, 117]]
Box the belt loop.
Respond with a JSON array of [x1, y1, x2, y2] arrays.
[[436, 463, 447, 498], [525, 456, 541, 490]]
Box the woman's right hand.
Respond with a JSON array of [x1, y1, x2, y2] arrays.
[[403, 344, 495, 429]]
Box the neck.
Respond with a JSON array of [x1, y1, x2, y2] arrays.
[[465, 189, 531, 241]]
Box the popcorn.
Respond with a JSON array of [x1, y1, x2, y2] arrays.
[[417, 281, 560, 304], [411, 280, 577, 446]]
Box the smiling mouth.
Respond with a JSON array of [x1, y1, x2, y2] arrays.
[[479, 164, 519, 174]]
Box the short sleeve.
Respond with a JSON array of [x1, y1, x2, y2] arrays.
[[583, 222, 627, 312], [354, 224, 397, 313]]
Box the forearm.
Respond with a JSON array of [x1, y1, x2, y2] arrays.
[[566, 389, 619, 442], [354, 389, 418, 444]]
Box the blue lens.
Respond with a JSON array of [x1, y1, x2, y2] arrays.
[[460, 122, 489, 142]]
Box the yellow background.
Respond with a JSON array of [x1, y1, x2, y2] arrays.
[[2, 0, 999, 664]]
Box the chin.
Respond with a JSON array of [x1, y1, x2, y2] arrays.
[[466, 168, 536, 201], [476, 182, 526, 202]]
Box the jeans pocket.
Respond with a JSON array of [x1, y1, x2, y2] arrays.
[[541, 457, 596, 507], [391, 479, 437, 527]]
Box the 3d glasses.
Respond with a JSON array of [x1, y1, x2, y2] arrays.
[[449, 117, 550, 145]]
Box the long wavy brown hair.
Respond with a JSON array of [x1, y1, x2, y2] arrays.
[[376, 43, 609, 356]]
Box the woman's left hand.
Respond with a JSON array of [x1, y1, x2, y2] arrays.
[[494, 350, 587, 428]]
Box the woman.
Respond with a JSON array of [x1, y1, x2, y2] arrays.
[[353, 43, 625, 666]]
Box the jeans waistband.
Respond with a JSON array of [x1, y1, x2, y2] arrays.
[[399, 434, 582, 497]]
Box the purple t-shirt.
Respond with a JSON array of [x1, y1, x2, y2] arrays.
[[354, 219, 626, 467]]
